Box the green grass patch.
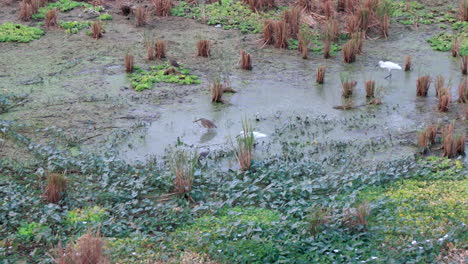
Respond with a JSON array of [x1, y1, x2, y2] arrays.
[[99, 13, 113, 21], [171, 0, 282, 34], [128, 64, 200, 92], [427, 32, 468, 54], [59, 21, 92, 34], [0, 23, 44, 43], [32, 0, 101, 19]]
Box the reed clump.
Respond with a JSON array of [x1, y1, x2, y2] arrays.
[[45, 9, 58, 28], [416, 76, 431, 97], [152, 0, 173, 16], [240, 49, 253, 70], [54, 230, 109, 264], [210, 79, 224, 103], [171, 149, 197, 195], [316, 66, 326, 84], [404, 56, 411, 71], [458, 78, 468, 103], [341, 74, 357, 98], [234, 120, 255, 171], [197, 40, 211, 57], [155, 40, 167, 59], [461, 55, 467, 75], [91, 21, 103, 39], [365, 80, 375, 98], [135, 6, 147, 27], [44, 173, 66, 204], [124, 53, 134, 73]]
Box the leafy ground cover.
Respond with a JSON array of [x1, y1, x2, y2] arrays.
[[0, 23, 44, 43], [32, 0, 102, 20], [0, 117, 466, 263], [128, 64, 200, 91]]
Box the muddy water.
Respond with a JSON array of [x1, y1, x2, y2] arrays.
[[119, 30, 467, 163]]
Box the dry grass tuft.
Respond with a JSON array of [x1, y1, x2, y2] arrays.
[[321, 0, 335, 18], [343, 38, 358, 63], [308, 206, 330, 235], [296, 0, 315, 13], [124, 53, 134, 73], [240, 49, 253, 70], [197, 40, 211, 57], [54, 230, 109, 264], [434, 75, 445, 97], [456, 133, 466, 155], [282, 7, 301, 39], [263, 19, 275, 45], [459, 0, 468, 21], [45, 9, 58, 28], [44, 173, 66, 204], [416, 75, 431, 97], [442, 123, 455, 157], [244, 0, 276, 12], [298, 33, 310, 59], [343, 203, 370, 231], [438, 87, 451, 112], [146, 44, 155, 61], [418, 130, 429, 153], [234, 120, 254, 171], [316, 66, 326, 84], [135, 6, 147, 27], [345, 14, 360, 34], [341, 74, 357, 98], [458, 78, 468, 103], [91, 21, 103, 39], [155, 40, 167, 59], [461, 55, 467, 75], [404, 55, 411, 71], [273, 20, 288, 49], [19, 0, 33, 21], [365, 80, 375, 98], [152, 0, 173, 16], [452, 37, 461, 57], [172, 149, 197, 195], [210, 79, 224, 103]]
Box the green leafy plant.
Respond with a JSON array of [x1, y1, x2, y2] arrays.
[[128, 63, 200, 91], [33, 0, 101, 19], [0, 23, 44, 42], [99, 13, 113, 21], [60, 21, 92, 34], [66, 206, 106, 226], [17, 222, 51, 241]]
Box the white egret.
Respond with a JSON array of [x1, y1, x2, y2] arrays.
[[377, 61, 402, 79], [238, 131, 267, 140]]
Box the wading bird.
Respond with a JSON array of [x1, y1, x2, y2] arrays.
[[377, 61, 402, 79], [168, 58, 180, 68], [194, 118, 217, 129], [238, 131, 267, 140]]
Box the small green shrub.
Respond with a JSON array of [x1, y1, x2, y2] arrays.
[[33, 0, 101, 19], [128, 64, 200, 92], [60, 21, 92, 34], [17, 222, 51, 241], [0, 23, 44, 43], [66, 206, 106, 226], [99, 13, 113, 21]]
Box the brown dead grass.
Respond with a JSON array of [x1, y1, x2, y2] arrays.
[[124, 54, 134, 73], [435, 75, 445, 97], [365, 80, 375, 98], [460, 0, 468, 21], [19, 0, 33, 21], [452, 36, 461, 57], [155, 40, 167, 59], [44, 173, 66, 204], [91, 20, 103, 39], [152, 0, 173, 16], [54, 230, 109, 264], [135, 6, 147, 27], [416, 75, 431, 97], [282, 7, 301, 39], [458, 78, 468, 103], [342, 79, 357, 97], [404, 55, 411, 71], [316, 66, 326, 84], [240, 49, 253, 70], [210, 79, 224, 103], [45, 9, 58, 28], [243, 0, 276, 12], [461, 55, 467, 75], [197, 40, 211, 57]]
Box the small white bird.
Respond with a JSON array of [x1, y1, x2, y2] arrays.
[[238, 131, 267, 140], [377, 61, 402, 79]]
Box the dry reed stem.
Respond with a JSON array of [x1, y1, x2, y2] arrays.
[[240, 49, 253, 70], [151, 0, 173, 16], [45, 9, 58, 28], [316, 66, 326, 84], [283, 7, 301, 39], [461, 55, 467, 75], [458, 78, 468, 103], [135, 6, 147, 27], [91, 21, 103, 39], [54, 230, 109, 264], [365, 80, 375, 98], [416, 76, 431, 97], [44, 173, 66, 204], [124, 54, 134, 73], [210, 80, 224, 103], [452, 37, 461, 57], [404, 55, 411, 71], [197, 40, 211, 57], [155, 40, 167, 59]]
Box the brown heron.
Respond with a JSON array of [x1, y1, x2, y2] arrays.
[[168, 58, 180, 68], [194, 118, 217, 129]]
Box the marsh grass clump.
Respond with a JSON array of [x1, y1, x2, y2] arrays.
[[234, 120, 255, 171], [342, 203, 370, 231], [316, 66, 326, 84], [365, 80, 375, 98], [342, 33, 362, 63], [461, 55, 467, 75], [438, 87, 451, 112], [90, 20, 103, 39], [135, 6, 147, 27], [298, 31, 311, 59], [404, 56, 411, 71], [456, 133, 466, 154], [146, 41, 155, 61], [459, 0, 468, 21], [418, 130, 429, 153], [442, 123, 456, 157], [458, 78, 468, 103], [210, 79, 224, 103], [273, 20, 288, 49], [155, 40, 167, 59], [452, 37, 461, 57], [416, 75, 431, 97], [54, 230, 109, 264], [243, 0, 276, 12], [321, 0, 335, 18], [296, 0, 315, 13], [197, 40, 211, 57], [282, 7, 301, 39], [19, 0, 34, 21], [45, 9, 58, 28], [152, 0, 173, 16], [124, 53, 134, 73], [434, 75, 445, 97], [341, 74, 357, 98], [263, 19, 275, 45], [44, 173, 66, 204], [171, 149, 197, 195], [240, 49, 252, 70], [308, 206, 329, 236]]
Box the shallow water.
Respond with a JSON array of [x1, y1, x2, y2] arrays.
[[119, 30, 467, 163]]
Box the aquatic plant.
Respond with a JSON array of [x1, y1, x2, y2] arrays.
[[340, 73, 356, 97], [45, 9, 59, 28], [90, 20, 103, 39], [210, 78, 224, 103], [0, 22, 44, 42], [44, 173, 66, 204], [235, 120, 255, 171], [152, 0, 173, 16], [365, 80, 375, 98], [54, 230, 109, 264], [124, 54, 134, 73], [240, 49, 253, 70], [404, 55, 411, 71], [60, 21, 91, 34], [282, 7, 301, 39], [19, 0, 34, 21], [98, 13, 113, 21], [438, 88, 451, 112], [155, 40, 167, 59], [416, 75, 431, 97], [458, 78, 468, 103], [243, 0, 276, 12], [342, 38, 357, 63], [307, 205, 329, 235], [316, 66, 326, 84], [171, 149, 197, 196], [128, 64, 200, 91], [135, 6, 147, 27], [461, 55, 468, 75], [196, 40, 211, 57]]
